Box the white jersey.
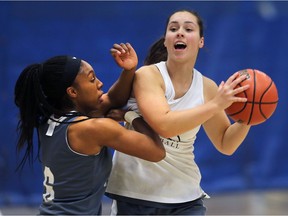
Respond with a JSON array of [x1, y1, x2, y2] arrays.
[[106, 61, 206, 203]]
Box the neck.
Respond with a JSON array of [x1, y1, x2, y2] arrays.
[[166, 60, 194, 82]]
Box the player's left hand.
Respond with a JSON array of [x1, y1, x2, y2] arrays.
[[110, 43, 138, 71]]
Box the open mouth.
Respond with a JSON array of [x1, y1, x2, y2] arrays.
[[174, 42, 187, 50]]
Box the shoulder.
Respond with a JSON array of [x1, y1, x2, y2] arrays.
[[202, 75, 218, 102], [135, 64, 164, 87], [203, 75, 217, 87], [67, 117, 123, 154], [136, 64, 160, 76], [67, 117, 123, 147], [69, 117, 119, 134]]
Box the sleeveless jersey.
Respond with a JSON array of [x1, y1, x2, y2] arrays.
[[106, 61, 206, 204], [38, 116, 112, 215]]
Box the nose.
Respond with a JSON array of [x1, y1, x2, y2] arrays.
[[177, 31, 184, 38], [176, 26, 186, 37], [97, 79, 103, 89]]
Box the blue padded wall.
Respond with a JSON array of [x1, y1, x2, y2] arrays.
[[0, 1, 287, 206]]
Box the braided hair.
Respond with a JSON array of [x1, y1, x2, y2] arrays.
[[14, 55, 84, 170]]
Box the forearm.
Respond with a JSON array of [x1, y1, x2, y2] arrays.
[[147, 100, 221, 138], [107, 68, 136, 107], [221, 122, 251, 155], [125, 111, 164, 152], [132, 118, 164, 149]]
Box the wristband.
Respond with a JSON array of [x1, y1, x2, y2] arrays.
[[124, 111, 140, 124]]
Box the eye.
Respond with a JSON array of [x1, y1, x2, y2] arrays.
[[169, 25, 178, 32], [90, 74, 96, 82], [184, 25, 194, 32], [169, 27, 175, 32]]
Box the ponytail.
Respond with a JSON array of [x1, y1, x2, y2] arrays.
[[14, 64, 43, 170]]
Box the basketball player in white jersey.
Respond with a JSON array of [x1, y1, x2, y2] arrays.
[[106, 10, 252, 215]]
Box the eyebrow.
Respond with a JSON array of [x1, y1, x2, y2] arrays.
[[169, 21, 196, 26], [80, 68, 94, 78], [88, 70, 95, 77]]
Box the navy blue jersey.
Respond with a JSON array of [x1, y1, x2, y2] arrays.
[[38, 116, 112, 215]]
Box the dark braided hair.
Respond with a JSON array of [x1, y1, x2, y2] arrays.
[[14, 55, 86, 170]]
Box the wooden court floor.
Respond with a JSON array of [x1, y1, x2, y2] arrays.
[[1, 190, 287, 215]]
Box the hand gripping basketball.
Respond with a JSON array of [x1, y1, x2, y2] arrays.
[[225, 69, 278, 125]]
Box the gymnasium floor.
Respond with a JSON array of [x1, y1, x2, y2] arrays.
[[1, 190, 287, 215]]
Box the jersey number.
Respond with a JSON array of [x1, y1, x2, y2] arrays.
[[43, 166, 55, 202]]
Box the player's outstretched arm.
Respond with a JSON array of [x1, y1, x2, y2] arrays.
[[107, 43, 138, 108], [203, 74, 251, 155]]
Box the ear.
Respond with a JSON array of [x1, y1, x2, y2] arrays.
[[66, 86, 77, 98], [199, 37, 204, 48], [163, 38, 167, 48]]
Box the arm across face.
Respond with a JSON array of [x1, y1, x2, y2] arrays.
[[101, 43, 138, 114]]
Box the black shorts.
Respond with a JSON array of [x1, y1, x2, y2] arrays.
[[110, 196, 207, 215]]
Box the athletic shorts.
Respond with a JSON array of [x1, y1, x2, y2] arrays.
[[110, 196, 207, 215]]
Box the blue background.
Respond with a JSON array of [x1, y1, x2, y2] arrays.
[[0, 1, 287, 206]]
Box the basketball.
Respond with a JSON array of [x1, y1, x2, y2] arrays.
[[225, 69, 278, 125]]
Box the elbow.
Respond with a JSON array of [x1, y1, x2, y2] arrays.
[[215, 141, 237, 156], [157, 131, 174, 139], [144, 113, 178, 138], [149, 149, 166, 162], [153, 125, 175, 139], [159, 132, 180, 139], [157, 148, 166, 161], [221, 151, 234, 156], [218, 148, 236, 156]]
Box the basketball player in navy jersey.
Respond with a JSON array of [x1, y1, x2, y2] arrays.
[[14, 43, 165, 215]]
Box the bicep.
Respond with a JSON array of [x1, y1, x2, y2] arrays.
[[71, 118, 161, 160], [133, 67, 170, 130], [202, 77, 231, 150], [203, 111, 231, 151], [98, 119, 162, 161]]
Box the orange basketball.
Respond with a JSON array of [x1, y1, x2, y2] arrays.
[[225, 69, 278, 125]]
